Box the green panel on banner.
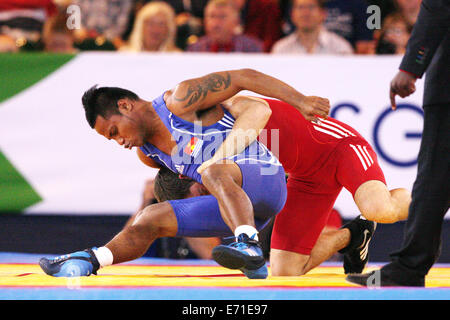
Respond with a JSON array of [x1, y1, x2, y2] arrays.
[[0, 53, 75, 103], [0, 150, 42, 213]]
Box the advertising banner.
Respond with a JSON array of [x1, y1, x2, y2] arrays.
[[0, 52, 437, 218]]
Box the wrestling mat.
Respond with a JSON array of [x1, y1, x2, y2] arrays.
[[1, 253, 450, 300]]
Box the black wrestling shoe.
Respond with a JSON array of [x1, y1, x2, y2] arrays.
[[339, 215, 376, 274]]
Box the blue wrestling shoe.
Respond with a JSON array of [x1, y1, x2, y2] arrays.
[[239, 264, 268, 279], [39, 248, 100, 277], [212, 234, 267, 279]]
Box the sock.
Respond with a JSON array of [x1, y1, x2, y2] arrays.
[[338, 219, 363, 254], [93, 246, 114, 267], [234, 225, 259, 241]]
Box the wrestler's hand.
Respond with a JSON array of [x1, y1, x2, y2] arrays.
[[390, 70, 417, 110], [296, 96, 330, 122]]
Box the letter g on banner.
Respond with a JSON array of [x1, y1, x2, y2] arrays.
[[373, 104, 423, 167]]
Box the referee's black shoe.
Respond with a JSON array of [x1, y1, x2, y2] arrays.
[[346, 265, 425, 287], [339, 215, 376, 274]]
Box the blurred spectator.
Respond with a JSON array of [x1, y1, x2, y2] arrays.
[[375, 12, 411, 54], [323, 0, 375, 54], [367, 0, 397, 22], [74, 36, 117, 51], [234, 0, 283, 52], [187, 0, 263, 53], [72, 0, 134, 49], [42, 10, 77, 53], [121, 1, 181, 52], [271, 0, 353, 54], [134, 0, 207, 19], [393, 0, 421, 28], [131, 0, 207, 50], [0, 33, 18, 52], [0, 0, 57, 50]]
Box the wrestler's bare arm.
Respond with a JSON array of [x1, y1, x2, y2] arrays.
[[197, 96, 272, 174], [165, 69, 330, 121]]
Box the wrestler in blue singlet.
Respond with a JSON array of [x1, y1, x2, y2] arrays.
[[139, 93, 287, 237]]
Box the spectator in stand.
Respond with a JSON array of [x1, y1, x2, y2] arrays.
[[323, 0, 375, 54], [42, 11, 77, 53], [367, 0, 397, 22], [130, 0, 207, 50], [0, 33, 18, 52], [186, 0, 263, 53], [0, 0, 57, 51], [394, 0, 421, 28], [271, 0, 353, 54], [121, 1, 181, 52], [375, 12, 412, 55], [72, 0, 134, 49], [233, 0, 283, 52]]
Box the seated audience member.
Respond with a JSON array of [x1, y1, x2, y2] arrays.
[[234, 0, 283, 52], [393, 0, 421, 28], [42, 12, 77, 53], [0, 33, 18, 52], [130, 0, 207, 50], [121, 1, 181, 52], [271, 0, 353, 54], [0, 0, 57, 51], [323, 0, 375, 54], [72, 0, 134, 49], [375, 12, 411, 55], [186, 0, 263, 53], [367, 0, 397, 22]]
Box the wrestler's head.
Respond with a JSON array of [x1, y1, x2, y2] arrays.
[[154, 167, 209, 202], [82, 85, 151, 149]]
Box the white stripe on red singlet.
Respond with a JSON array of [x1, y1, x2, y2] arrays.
[[313, 125, 344, 139], [349, 144, 369, 171], [320, 119, 356, 137]]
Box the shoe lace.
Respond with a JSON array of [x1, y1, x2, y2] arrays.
[[222, 234, 260, 250], [50, 254, 71, 264]]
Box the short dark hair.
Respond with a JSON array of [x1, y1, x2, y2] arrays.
[[81, 85, 139, 128], [154, 167, 195, 202]]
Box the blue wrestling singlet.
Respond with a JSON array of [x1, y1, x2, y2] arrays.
[[139, 93, 287, 237]]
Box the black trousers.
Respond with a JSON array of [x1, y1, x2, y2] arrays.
[[386, 103, 450, 280]]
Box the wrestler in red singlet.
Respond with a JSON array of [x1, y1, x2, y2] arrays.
[[260, 99, 386, 255]]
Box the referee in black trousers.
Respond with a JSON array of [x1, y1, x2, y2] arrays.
[[347, 0, 450, 287]]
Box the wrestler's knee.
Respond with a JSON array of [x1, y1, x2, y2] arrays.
[[269, 249, 309, 276], [355, 180, 399, 223], [359, 199, 399, 223], [129, 202, 178, 238], [201, 164, 229, 187]]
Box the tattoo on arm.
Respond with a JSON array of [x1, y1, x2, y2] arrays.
[[174, 73, 231, 108]]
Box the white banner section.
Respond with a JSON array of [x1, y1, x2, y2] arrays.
[[0, 52, 432, 217]]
